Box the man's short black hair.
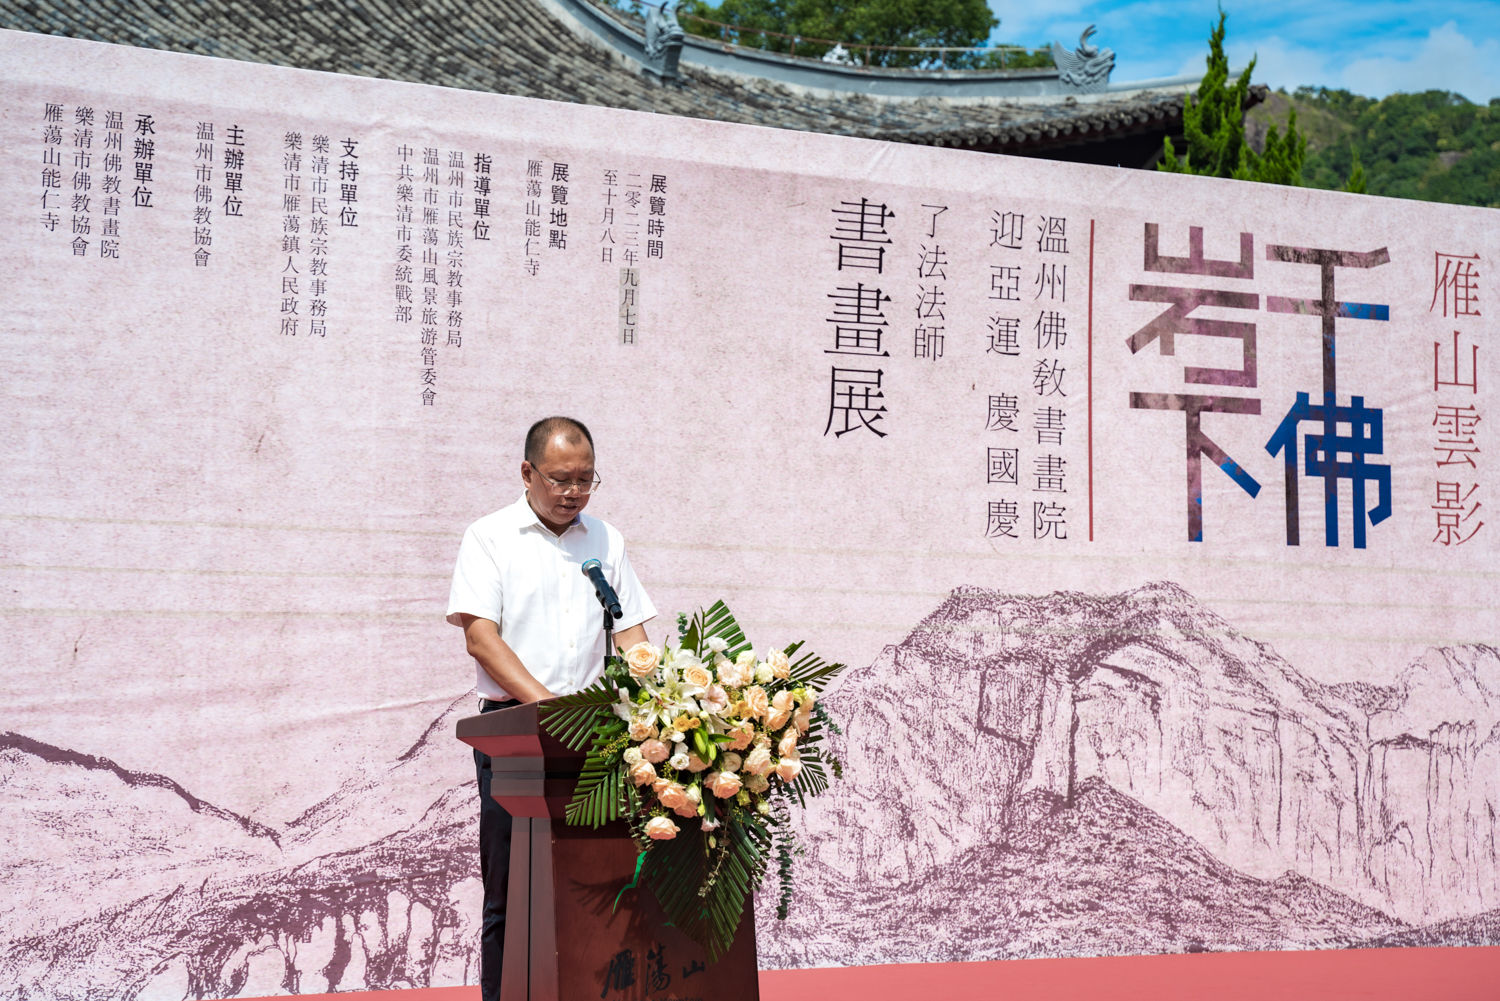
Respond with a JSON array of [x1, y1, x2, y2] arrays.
[[525, 416, 595, 467]]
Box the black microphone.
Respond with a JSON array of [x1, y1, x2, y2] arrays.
[[580, 559, 623, 621]]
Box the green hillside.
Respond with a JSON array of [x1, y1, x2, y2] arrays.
[[1248, 87, 1500, 208]]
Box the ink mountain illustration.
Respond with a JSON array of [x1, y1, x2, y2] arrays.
[[756, 582, 1500, 968], [4, 583, 1498, 997], [0, 696, 484, 1000]]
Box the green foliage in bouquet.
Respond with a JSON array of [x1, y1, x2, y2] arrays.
[[537, 600, 846, 961]]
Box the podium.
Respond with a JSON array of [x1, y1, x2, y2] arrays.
[[457, 700, 760, 1001]]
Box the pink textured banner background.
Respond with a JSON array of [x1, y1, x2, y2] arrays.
[[1, 27, 1496, 1000]]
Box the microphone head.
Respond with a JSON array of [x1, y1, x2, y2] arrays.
[[581, 558, 602, 573]]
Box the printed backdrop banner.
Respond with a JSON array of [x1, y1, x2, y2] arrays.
[[1, 26, 1497, 1001]]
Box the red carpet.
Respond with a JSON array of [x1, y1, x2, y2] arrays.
[[237, 945, 1500, 1000]]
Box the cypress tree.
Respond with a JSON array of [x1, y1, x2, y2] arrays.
[[1159, 7, 1307, 186]]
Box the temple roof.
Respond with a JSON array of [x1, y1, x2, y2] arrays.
[[1, 0, 1229, 163]]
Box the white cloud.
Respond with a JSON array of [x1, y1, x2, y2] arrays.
[[1338, 22, 1500, 101], [1217, 36, 1329, 91]]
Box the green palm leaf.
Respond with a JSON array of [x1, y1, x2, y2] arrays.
[[537, 676, 621, 750], [638, 815, 766, 961], [787, 647, 845, 691], [682, 600, 752, 662], [565, 752, 626, 827]]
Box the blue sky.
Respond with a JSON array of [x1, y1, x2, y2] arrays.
[[987, 0, 1500, 102]]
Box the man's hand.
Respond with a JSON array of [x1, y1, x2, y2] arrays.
[[459, 615, 554, 703]]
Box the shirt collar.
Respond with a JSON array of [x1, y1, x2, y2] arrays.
[[514, 492, 587, 538]]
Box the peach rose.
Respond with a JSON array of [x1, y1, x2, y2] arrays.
[[778, 731, 798, 758], [725, 723, 754, 751], [743, 746, 774, 777], [793, 705, 812, 734], [640, 739, 670, 764], [766, 690, 796, 730], [673, 801, 699, 818], [766, 649, 791, 680], [706, 770, 742, 798], [657, 782, 690, 811], [628, 760, 657, 787], [682, 664, 713, 689], [624, 642, 661, 679], [645, 816, 679, 840], [743, 685, 770, 720], [774, 754, 802, 784], [685, 753, 710, 773], [628, 718, 654, 741]]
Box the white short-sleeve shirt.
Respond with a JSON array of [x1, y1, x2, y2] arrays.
[[446, 494, 656, 700]]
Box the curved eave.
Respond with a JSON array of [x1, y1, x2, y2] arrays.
[[873, 84, 1267, 157], [884, 97, 1185, 154]]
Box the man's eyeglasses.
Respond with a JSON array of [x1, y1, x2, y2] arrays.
[[532, 468, 602, 496]]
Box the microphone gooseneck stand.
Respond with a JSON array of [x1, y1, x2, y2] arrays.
[[581, 558, 623, 676]]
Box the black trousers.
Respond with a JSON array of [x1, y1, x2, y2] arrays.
[[475, 697, 519, 1001]]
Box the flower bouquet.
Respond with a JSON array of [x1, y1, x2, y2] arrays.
[[537, 600, 845, 961]]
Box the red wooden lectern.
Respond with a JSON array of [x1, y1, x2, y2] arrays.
[[457, 700, 759, 1001]]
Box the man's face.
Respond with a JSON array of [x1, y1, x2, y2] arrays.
[[522, 434, 595, 531]]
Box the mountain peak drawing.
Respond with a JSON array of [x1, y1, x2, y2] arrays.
[[0, 697, 483, 1000], [755, 582, 1500, 968], [4, 584, 1497, 997]]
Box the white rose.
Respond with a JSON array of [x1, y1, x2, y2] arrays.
[[622, 747, 643, 766], [721, 752, 743, 773], [685, 784, 702, 804], [754, 663, 774, 684], [669, 751, 690, 771], [706, 636, 729, 653]]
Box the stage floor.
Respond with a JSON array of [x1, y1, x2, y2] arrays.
[[234, 944, 1500, 1000]]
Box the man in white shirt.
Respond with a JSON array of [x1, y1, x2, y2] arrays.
[[446, 416, 655, 1001]]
